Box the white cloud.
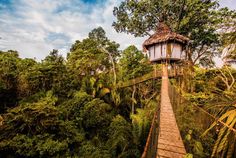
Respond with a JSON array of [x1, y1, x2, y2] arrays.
[[0, 0, 234, 63], [0, 0, 145, 60]]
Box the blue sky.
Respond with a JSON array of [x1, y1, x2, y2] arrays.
[[0, 0, 235, 62]]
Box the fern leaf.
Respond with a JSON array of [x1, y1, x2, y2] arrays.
[[211, 126, 227, 156]]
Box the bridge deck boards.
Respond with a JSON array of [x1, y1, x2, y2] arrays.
[[156, 66, 186, 158]]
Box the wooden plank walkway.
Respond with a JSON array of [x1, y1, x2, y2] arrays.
[[156, 65, 186, 158]]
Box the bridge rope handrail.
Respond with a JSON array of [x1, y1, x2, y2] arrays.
[[169, 83, 236, 133], [117, 69, 182, 88], [141, 107, 160, 158], [117, 70, 161, 88], [192, 102, 236, 133]]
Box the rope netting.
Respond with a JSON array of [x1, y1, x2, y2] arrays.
[[168, 82, 236, 133], [141, 106, 160, 158], [168, 81, 236, 155]]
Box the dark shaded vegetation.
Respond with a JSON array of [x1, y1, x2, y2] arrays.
[[0, 28, 156, 158]]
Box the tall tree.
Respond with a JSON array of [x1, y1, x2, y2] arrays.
[[67, 27, 120, 83], [41, 49, 67, 95], [113, 0, 221, 65], [118, 45, 152, 114], [67, 39, 109, 77], [218, 8, 236, 62], [17, 58, 37, 98], [119, 45, 152, 80], [89, 27, 120, 85]]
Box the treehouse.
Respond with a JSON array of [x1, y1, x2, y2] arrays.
[[143, 22, 189, 63]]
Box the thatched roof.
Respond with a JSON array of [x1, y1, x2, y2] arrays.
[[143, 22, 189, 52]]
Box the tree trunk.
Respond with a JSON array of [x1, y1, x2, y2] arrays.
[[132, 85, 136, 114], [101, 47, 117, 85]]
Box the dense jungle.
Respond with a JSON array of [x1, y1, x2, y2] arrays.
[[0, 0, 236, 158]]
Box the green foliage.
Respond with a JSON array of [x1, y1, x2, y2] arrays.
[[67, 27, 119, 81], [0, 92, 84, 157], [67, 39, 108, 77], [2, 18, 236, 157], [203, 104, 236, 158], [184, 153, 193, 158], [184, 66, 236, 105], [193, 141, 204, 157], [17, 58, 38, 97], [0, 50, 19, 112], [59, 91, 93, 123], [176, 66, 236, 157], [80, 76, 111, 98], [131, 99, 157, 150], [119, 45, 152, 80], [1, 27, 153, 157], [107, 115, 140, 158], [81, 99, 113, 136], [79, 141, 111, 158], [217, 8, 236, 60], [174, 100, 214, 157], [113, 0, 230, 65], [88, 27, 120, 55]]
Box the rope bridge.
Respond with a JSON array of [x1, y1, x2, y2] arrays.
[[141, 65, 186, 158], [117, 68, 183, 88], [117, 65, 236, 157], [116, 66, 186, 157], [141, 107, 160, 158], [140, 66, 236, 158]]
